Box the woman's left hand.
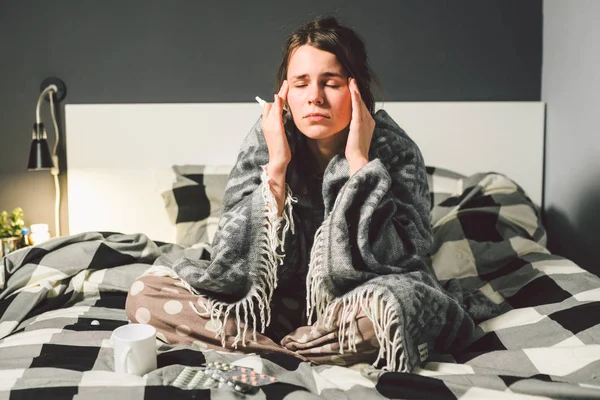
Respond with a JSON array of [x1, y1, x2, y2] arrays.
[[345, 77, 375, 176]]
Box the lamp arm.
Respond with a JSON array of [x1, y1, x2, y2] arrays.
[[49, 93, 60, 158], [48, 88, 61, 237], [32, 79, 65, 238], [36, 84, 58, 124], [53, 173, 61, 237]]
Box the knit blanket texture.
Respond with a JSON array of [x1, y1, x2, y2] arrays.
[[172, 110, 484, 372]]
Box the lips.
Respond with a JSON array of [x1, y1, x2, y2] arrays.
[[304, 113, 330, 122]]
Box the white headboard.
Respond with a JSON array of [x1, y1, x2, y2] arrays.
[[65, 102, 545, 243]]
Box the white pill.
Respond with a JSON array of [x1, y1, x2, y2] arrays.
[[91, 320, 100, 326]]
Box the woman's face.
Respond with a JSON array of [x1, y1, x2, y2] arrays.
[[286, 45, 352, 141]]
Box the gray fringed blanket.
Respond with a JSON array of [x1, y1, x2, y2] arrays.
[[169, 110, 482, 372]]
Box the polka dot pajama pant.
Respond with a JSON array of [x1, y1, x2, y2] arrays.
[[125, 275, 379, 367]]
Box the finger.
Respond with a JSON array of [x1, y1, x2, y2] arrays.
[[350, 78, 369, 116], [349, 78, 361, 119], [277, 81, 289, 113], [262, 102, 272, 121], [273, 93, 283, 115], [277, 80, 289, 102], [351, 78, 366, 105]]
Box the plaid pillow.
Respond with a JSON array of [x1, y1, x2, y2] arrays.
[[425, 166, 466, 226], [162, 164, 465, 247], [161, 165, 232, 247]]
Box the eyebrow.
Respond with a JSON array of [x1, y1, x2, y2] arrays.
[[290, 72, 346, 80]]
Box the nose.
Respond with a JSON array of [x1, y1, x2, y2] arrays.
[[307, 84, 324, 106]]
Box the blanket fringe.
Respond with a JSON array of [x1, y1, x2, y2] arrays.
[[305, 216, 406, 372], [305, 218, 333, 325], [324, 287, 406, 372], [361, 289, 406, 372], [149, 166, 296, 348], [202, 166, 296, 348]]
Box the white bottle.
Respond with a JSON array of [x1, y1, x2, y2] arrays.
[[30, 224, 51, 245]]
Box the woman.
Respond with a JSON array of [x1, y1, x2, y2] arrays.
[[126, 16, 475, 372]]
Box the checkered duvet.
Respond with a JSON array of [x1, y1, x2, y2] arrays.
[[1, 171, 600, 400]]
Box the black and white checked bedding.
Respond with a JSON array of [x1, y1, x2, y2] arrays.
[[1, 171, 600, 399]]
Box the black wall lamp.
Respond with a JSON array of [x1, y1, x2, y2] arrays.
[[27, 77, 67, 237]]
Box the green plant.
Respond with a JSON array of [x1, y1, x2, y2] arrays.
[[0, 207, 25, 238]]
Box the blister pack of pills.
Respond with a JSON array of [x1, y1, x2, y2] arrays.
[[172, 362, 278, 394], [205, 361, 278, 393], [172, 366, 220, 390]]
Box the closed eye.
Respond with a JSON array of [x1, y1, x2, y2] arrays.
[[323, 79, 344, 88]]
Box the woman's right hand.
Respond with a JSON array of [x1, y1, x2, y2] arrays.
[[261, 80, 291, 172]]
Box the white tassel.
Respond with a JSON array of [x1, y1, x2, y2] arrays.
[[159, 166, 296, 349], [304, 197, 407, 371], [142, 265, 200, 295], [279, 185, 297, 247], [305, 239, 408, 372], [305, 218, 334, 325], [359, 289, 406, 372]]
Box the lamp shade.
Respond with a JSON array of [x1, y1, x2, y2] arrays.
[[27, 123, 53, 170]]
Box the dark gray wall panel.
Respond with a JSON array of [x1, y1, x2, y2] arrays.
[[0, 0, 542, 239]]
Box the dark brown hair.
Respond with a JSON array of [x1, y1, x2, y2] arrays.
[[276, 16, 378, 114]]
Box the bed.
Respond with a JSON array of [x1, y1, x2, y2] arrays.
[[3, 101, 600, 399]]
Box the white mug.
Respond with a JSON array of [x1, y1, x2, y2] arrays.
[[112, 323, 157, 376]]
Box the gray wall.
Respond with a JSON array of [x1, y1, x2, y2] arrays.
[[542, 0, 600, 275], [0, 1, 541, 240]]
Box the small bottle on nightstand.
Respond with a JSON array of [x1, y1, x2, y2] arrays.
[[21, 227, 31, 246]]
